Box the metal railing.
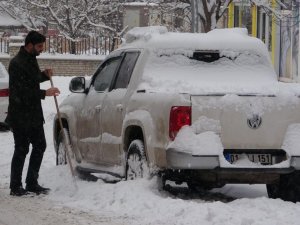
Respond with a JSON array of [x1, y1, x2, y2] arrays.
[[44, 36, 121, 55]]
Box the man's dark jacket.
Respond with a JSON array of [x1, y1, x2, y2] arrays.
[[6, 46, 49, 128]]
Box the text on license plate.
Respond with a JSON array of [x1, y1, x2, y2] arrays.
[[225, 153, 272, 165]]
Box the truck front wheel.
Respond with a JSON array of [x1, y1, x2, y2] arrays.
[[56, 128, 68, 165], [126, 139, 147, 180]]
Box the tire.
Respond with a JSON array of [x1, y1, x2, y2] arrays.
[[125, 139, 147, 180], [267, 172, 300, 202], [56, 128, 68, 165], [266, 183, 280, 199]]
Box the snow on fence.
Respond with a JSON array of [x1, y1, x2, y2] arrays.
[[0, 36, 122, 55]]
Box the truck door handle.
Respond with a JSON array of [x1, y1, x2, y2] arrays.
[[116, 104, 123, 111], [95, 105, 102, 112]]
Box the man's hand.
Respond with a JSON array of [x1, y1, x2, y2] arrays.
[[43, 68, 53, 78], [46, 87, 60, 96]]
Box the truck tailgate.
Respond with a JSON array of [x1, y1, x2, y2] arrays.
[[191, 94, 300, 149]]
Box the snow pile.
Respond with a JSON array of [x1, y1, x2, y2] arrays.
[[168, 116, 222, 155], [168, 128, 223, 156], [282, 124, 300, 156]]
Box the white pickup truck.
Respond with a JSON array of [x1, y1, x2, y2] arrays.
[[54, 27, 300, 202]]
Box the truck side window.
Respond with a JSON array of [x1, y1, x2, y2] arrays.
[[93, 57, 121, 92], [113, 52, 140, 89]]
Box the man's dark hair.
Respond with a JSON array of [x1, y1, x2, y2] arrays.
[[25, 31, 46, 46]]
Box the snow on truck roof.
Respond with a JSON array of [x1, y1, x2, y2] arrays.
[[122, 26, 269, 58]]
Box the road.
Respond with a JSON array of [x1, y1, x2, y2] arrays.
[[0, 188, 129, 225]]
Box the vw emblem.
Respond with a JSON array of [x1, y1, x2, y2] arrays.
[[247, 115, 262, 129]]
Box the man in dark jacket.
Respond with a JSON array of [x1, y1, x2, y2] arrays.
[[6, 31, 60, 196]]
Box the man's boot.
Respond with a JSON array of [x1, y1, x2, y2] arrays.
[[26, 183, 50, 195], [10, 186, 28, 196]]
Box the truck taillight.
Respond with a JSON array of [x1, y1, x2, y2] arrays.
[[169, 106, 191, 141], [0, 89, 9, 97]]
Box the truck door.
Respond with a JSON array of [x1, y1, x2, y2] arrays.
[[100, 51, 140, 165], [76, 56, 123, 163]]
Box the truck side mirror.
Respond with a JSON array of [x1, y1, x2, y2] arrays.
[[69, 77, 86, 93]]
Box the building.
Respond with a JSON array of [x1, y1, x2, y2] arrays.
[[122, 2, 190, 32], [227, 0, 300, 81]]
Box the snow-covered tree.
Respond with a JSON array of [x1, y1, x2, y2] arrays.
[[0, 0, 126, 53], [0, 0, 45, 31], [26, 0, 120, 39]]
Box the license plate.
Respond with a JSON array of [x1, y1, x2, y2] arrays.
[[225, 153, 272, 165]]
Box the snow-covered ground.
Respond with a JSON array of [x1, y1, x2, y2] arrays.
[[1, 76, 300, 225]]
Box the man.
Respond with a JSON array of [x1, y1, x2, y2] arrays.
[[6, 31, 60, 196]]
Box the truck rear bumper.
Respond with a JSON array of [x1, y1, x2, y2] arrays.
[[164, 167, 295, 184], [166, 149, 300, 184], [166, 150, 219, 169], [167, 149, 300, 169]]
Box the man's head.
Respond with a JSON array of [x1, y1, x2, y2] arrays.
[[24, 31, 46, 56]]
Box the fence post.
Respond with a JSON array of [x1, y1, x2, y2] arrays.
[[9, 36, 24, 57], [96, 37, 98, 55]]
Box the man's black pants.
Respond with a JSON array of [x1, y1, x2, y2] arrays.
[[10, 124, 46, 189]]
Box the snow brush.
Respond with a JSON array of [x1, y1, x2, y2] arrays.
[[49, 76, 78, 190]]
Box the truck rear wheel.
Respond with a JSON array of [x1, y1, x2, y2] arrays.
[[267, 172, 300, 202], [126, 139, 147, 180]]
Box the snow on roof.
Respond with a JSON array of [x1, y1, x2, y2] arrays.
[[122, 26, 269, 58], [0, 11, 22, 27]]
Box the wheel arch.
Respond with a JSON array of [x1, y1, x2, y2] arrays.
[[124, 125, 145, 154], [122, 110, 156, 165]]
